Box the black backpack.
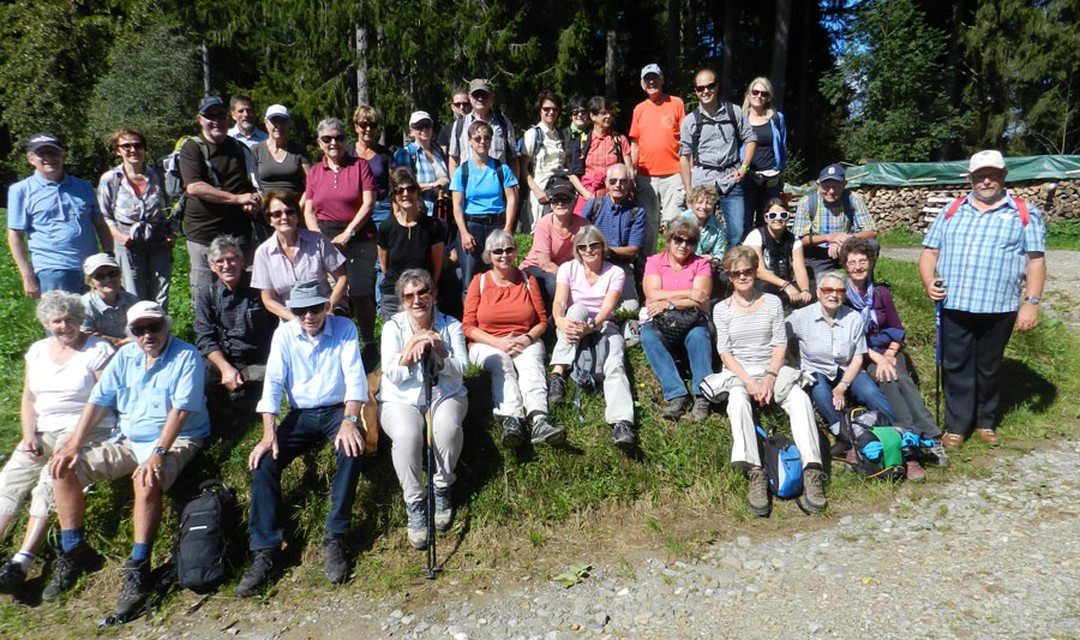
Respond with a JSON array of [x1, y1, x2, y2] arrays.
[[569, 329, 609, 422], [175, 479, 237, 593]]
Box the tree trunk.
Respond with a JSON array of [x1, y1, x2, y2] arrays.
[[606, 29, 617, 99], [666, 0, 679, 75], [721, 0, 734, 99], [356, 23, 369, 106], [771, 0, 791, 110], [201, 40, 211, 96]]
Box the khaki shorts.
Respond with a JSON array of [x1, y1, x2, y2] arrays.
[[73, 437, 204, 491]]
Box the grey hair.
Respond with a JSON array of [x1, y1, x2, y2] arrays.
[[481, 229, 517, 265], [818, 271, 848, 289], [316, 117, 346, 135], [209, 234, 244, 261], [572, 225, 608, 263], [606, 163, 630, 181], [35, 291, 86, 327], [395, 268, 436, 300]]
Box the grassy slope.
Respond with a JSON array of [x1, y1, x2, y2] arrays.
[[0, 219, 1077, 635]]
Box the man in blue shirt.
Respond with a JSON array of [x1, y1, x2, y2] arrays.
[[6, 133, 112, 296], [919, 150, 1046, 449], [238, 279, 368, 597], [581, 163, 646, 312], [46, 300, 209, 619]]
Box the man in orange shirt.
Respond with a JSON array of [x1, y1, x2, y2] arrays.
[[630, 64, 686, 257]]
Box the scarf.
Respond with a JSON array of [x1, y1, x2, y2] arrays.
[[845, 279, 877, 333]]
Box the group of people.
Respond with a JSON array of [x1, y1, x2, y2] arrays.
[[1, 62, 1045, 618]]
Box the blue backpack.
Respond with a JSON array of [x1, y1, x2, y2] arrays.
[[756, 425, 803, 499]]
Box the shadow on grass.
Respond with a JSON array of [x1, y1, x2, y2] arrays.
[[997, 357, 1057, 416]]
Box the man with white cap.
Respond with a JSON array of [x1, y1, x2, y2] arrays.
[[919, 150, 1046, 449], [237, 279, 368, 596], [792, 162, 878, 283], [228, 94, 269, 149], [630, 63, 686, 257], [45, 300, 209, 619], [7, 133, 113, 297]]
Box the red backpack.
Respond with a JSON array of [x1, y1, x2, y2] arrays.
[[943, 196, 1029, 225]]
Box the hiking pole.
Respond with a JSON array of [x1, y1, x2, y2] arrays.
[[934, 280, 944, 425], [421, 349, 438, 580]]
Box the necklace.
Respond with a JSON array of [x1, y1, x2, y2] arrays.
[[732, 293, 758, 308]]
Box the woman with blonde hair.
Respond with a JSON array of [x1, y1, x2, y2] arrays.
[[741, 77, 787, 228]]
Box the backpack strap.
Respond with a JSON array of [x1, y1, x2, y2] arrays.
[[462, 159, 507, 208], [689, 110, 704, 166], [190, 137, 221, 189], [582, 196, 597, 222], [529, 125, 544, 173], [944, 195, 1029, 226]]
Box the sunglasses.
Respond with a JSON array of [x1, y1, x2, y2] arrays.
[[607, 178, 629, 185], [293, 304, 326, 317], [130, 321, 163, 337], [472, 135, 493, 143], [320, 134, 346, 144], [403, 288, 432, 303], [411, 122, 433, 130], [118, 142, 144, 151], [694, 82, 717, 93], [550, 196, 574, 205], [92, 269, 120, 281], [670, 235, 697, 247], [489, 246, 516, 256], [393, 185, 419, 197], [751, 89, 771, 97], [571, 109, 587, 116], [577, 241, 603, 253], [727, 268, 755, 280], [268, 208, 297, 219], [541, 106, 560, 113], [203, 111, 228, 120], [765, 211, 789, 221], [471, 92, 491, 100], [355, 122, 376, 129], [452, 101, 471, 109], [819, 287, 845, 296]]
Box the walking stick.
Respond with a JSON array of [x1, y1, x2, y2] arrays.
[[421, 350, 438, 580], [934, 280, 944, 425]]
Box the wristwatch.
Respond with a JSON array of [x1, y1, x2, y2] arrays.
[[666, 301, 675, 311], [1025, 295, 1041, 305], [344, 414, 361, 425], [153, 446, 168, 457]]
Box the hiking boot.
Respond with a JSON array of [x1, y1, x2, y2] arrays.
[[746, 468, 771, 517], [927, 439, 950, 468], [974, 427, 1000, 447], [690, 396, 711, 421], [323, 535, 350, 584], [611, 421, 636, 451], [941, 432, 965, 449], [0, 560, 27, 593], [499, 415, 527, 449], [236, 548, 278, 598], [530, 414, 566, 446], [905, 459, 926, 482], [660, 395, 692, 420], [802, 468, 828, 514], [405, 500, 427, 550], [547, 374, 567, 405], [114, 558, 151, 622], [42, 543, 102, 601], [434, 488, 453, 532]]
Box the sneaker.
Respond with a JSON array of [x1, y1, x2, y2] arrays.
[[323, 535, 350, 584], [927, 439, 950, 468], [660, 395, 692, 420], [941, 432, 965, 449], [622, 320, 641, 348], [434, 488, 453, 531], [405, 501, 428, 550], [499, 415, 527, 449], [611, 421, 636, 451], [905, 459, 926, 482], [974, 427, 1001, 447], [746, 468, 770, 517], [114, 558, 151, 622], [802, 468, 828, 514], [0, 560, 27, 593], [42, 543, 102, 602], [530, 414, 566, 446], [690, 396, 711, 421], [236, 548, 278, 598], [547, 373, 567, 405]]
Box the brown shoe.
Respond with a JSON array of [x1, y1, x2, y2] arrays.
[[941, 433, 965, 449], [974, 428, 1000, 447]]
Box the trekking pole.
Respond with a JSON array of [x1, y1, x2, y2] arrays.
[[421, 350, 438, 580], [933, 280, 944, 425]]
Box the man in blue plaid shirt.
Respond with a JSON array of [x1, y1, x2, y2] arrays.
[[792, 163, 878, 284], [919, 150, 1046, 450]]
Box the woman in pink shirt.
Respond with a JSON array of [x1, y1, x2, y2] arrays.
[[639, 217, 714, 421], [519, 179, 587, 313]]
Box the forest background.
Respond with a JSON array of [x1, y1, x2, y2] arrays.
[[0, 0, 1076, 203]]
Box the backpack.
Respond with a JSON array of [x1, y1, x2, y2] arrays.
[[452, 112, 514, 160], [175, 479, 237, 593], [687, 103, 737, 171], [943, 196, 1030, 225], [755, 425, 803, 499], [569, 328, 609, 422], [576, 130, 624, 167], [805, 190, 858, 236], [460, 157, 507, 206], [838, 408, 907, 481], [160, 136, 261, 220]]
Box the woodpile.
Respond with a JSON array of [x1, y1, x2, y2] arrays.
[[852, 179, 1080, 234]]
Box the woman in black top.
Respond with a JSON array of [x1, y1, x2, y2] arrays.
[[377, 168, 446, 318]]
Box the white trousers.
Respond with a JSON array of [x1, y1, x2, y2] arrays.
[[469, 341, 548, 419], [550, 303, 635, 424], [380, 396, 468, 504], [726, 383, 822, 468]]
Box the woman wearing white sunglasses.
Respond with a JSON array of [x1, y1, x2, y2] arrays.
[[742, 198, 811, 306]]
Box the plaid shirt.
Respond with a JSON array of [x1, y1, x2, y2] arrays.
[[792, 190, 874, 248], [922, 192, 1046, 314], [194, 275, 276, 368], [394, 143, 449, 209], [786, 303, 867, 379], [583, 195, 645, 251]]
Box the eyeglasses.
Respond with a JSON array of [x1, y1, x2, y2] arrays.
[[130, 321, 163, 337], [670, 235, 697, 247], [293, 304, 326, 317], [355, 122, 376, 130], [765, 210, 789, 221], [91, 269, 120, 281], [212, 255, 241, 266], [577, 241, 603, 253], [118, 142, 144, 151], [268, 208, 297, 219], [393, 185, 419, 197], [607, 178, 629, 185], [819, 287, 845, 296], [694, 82, 717, 93], [540, 106, 559, 113], [320, 134, 346, 144], [751, 89, 771, 97], [402, 288, 432, 303], [550, 196, 574, 205], [489, 246, 516, 256], [472, 135, 493, 143], [452, 101, 471, 109], [727, 268, 755, 280], [203, 111, 228, 120]]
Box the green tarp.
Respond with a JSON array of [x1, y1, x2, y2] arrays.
[[843, 155, 1080, 188]]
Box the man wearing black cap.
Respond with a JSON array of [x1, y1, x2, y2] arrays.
[[7, 133, 113, 297], [180, 96, 262, 292], [792, 163, 878, 282]]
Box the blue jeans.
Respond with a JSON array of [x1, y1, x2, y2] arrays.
[[36, 268, 86, 294], [249, 404, 364, 549], [639, 322, 714, 400], [810, 371, 899, 427], [718, 182, 748, 247]]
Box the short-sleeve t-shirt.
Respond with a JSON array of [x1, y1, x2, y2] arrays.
[[519, 213, 589, 270], [449, 159, 519, 214], [6, 173, 102, 272], [305, 154, 377, 238], [254, 141, 310, 194], [377, 215, 446, 296], [555, 260, 625, 320], [643, 251, 711, 292], [178, 136, 255, 245], [629, 95, 685, 176]]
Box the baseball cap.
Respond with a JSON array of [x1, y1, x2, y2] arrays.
[[82, 253, 119, 278], [198, 96, 226, 115], [968, 150, 1006, 174], [817, 163, 846, 183], [546, 179, 576, 200], [468, 79, 493, 95], [265, 104, 290, 120], [26, 133, 64, 154], [640, 64, 663, 80], [409, 110, 434, 127], [127, 300, 166, 325]]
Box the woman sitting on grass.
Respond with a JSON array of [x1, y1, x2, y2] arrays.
[[80, 253, 138, 347], [743, 198, 811, 307]]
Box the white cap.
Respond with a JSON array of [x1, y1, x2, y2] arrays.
[[640, 64, 663, 80], [82, 253, 119, 277], [265, 104, 290, 120], [409, 110, 433, 127], [968, 150, 1006, 174], [127, 300, 166, 325]]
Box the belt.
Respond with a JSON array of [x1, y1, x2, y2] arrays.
[[465, 213, 506, 225]]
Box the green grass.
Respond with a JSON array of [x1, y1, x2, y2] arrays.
[[883, 220, 1080, 251], [1, 218, 1079, 637]]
